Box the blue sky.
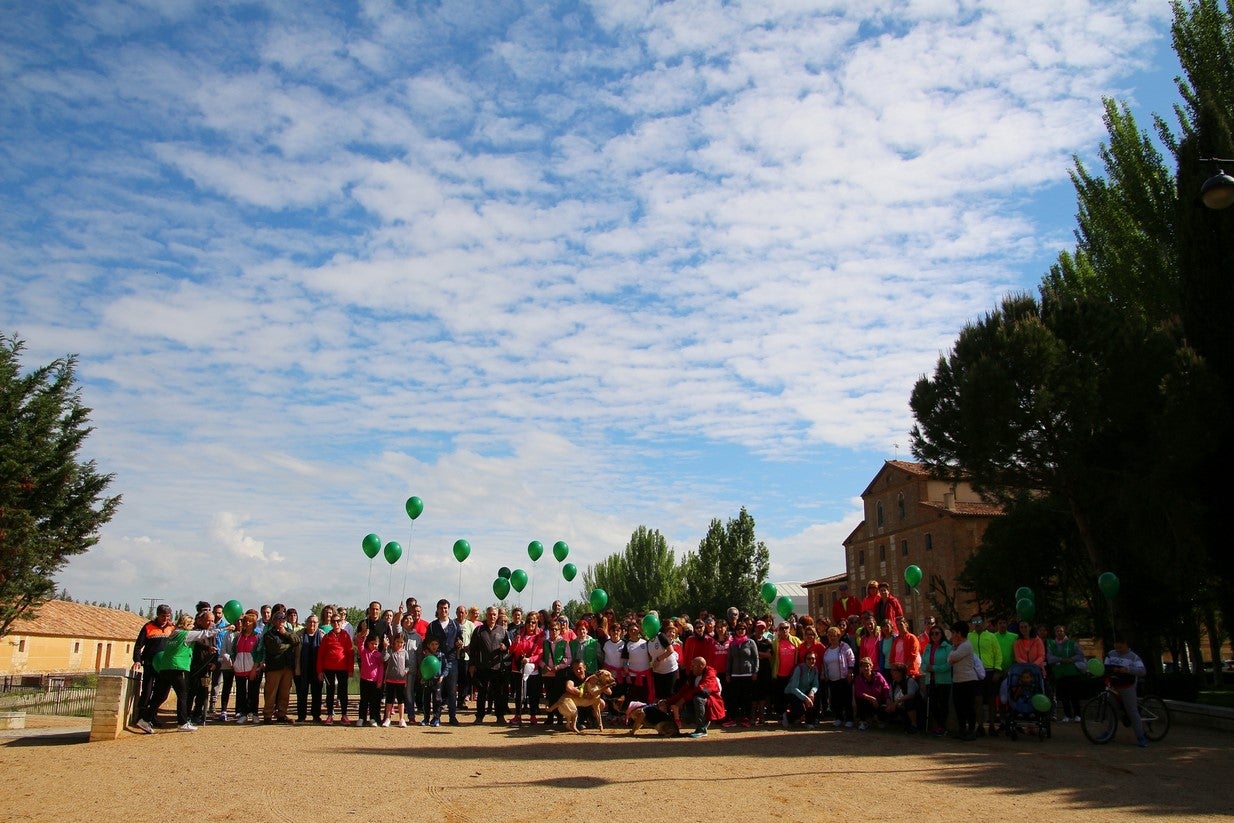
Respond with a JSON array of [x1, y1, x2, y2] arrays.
[[2, 0, 1179, 614]]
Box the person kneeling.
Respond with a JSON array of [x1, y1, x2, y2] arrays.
[[884, 663, 922, 733]]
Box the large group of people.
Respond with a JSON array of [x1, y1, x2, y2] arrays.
[[129, 578, 1145, 743]]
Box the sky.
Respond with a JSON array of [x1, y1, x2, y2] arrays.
[[2, 0, 1181, 615]]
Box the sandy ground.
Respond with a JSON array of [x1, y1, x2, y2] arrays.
[[1, 712, 1231, 822]]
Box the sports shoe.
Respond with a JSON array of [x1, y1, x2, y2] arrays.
[[398, 719, 407, 728], [431, 718, 441, 727], [721, 719, 737, 728], [449, 717, 461, 726], [369, 720, 379, 727], [844, 721, 854, 728], [508, 715, 522, 725], [420, 719, 430, 726], [248, 714, 257, 724], [1060, 716, 1070, 723], [178, 722, 197, 732], [1073, 716, 1082, 722], [381, 719, 391, 727], [858, 721, 869, 731], [236, 715, 248, 724], [217, 711, 229, 722], [833, 719, 842, 728], [689, 729, 707, 738], [324, 716, 333, 725], [528, 715, 538, 725], [1137, 735, 1148, 748], [780, 713, 789, 729], [740, 718, 751, 727], [136, 719, 154, 734]]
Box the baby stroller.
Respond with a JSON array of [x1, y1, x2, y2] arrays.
[[999, 663, 1052, 742]]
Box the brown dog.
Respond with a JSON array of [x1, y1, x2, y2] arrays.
[[545, 670, 616, 733]]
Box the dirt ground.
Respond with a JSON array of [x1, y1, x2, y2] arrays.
[[1, 713, 1231, 822]]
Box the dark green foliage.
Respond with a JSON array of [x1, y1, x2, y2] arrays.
[[682, 508, 770, 617], [581, 525, 683, 616], [0, 333, 120, 638]]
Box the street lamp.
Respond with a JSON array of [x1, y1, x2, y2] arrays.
[[1200, 158, 1234, 209]]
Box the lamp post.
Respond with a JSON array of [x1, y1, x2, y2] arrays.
[[1199, 158, 1234, 209]]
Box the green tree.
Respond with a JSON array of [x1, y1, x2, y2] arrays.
[[581, 526, 683, 616], [0, 334, 120, 638], [681, 508, 769, 616], [911, 0, 1234, 672]]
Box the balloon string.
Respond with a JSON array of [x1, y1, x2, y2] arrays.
[[368, 558, 373, 602], [401, 522, 413, 604], [458, 564, 462, 605], [388, 563, 393, 601]]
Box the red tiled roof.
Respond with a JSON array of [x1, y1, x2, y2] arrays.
[[885, 459, 931, 476], [803, 572, 847, 588], [918, 500, 1005, 517], [6, 600, 148, 641]]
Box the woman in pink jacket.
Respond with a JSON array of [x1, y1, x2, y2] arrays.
[[508, 612, 544, 725]]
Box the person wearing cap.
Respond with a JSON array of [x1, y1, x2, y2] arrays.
[[832, 583, 863, 625], [669, 656, 725, 738], [132, 604, 175, 724], [262, 610, 299, 723]]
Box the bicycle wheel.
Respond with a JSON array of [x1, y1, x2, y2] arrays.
[[1081, 694, 1117, 744], [1139, 696, 1170, 742]]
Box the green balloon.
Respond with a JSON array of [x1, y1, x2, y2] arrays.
[[510, 569, 528, 592], [589, 589, 608, 613], [553, 541, 570, 562], [1098, 572, 1120, 599], [405, 496, 424, 520], [362, 533, 381, 559], [493, 578, 511, 600], [641, 613, 660, 638], [1031, 693, 1052, 713], [562, 562, 577, 582], [419, 655, 442, 680], [776, 596, 794, 620], [453, 539, 471, 563], [1087, 657, 1105, 677], [1016, 597, 1035, 621], [383, 541, 402, 565], [498, 566, 512, 579], [904, 565, 922, 588], [1015, 586, 1035, 603], [527, 541, 544, 562], [760, 582, 777, 604], [222, 599, 243, 624]]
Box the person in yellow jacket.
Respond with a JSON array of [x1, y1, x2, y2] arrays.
[[969, 615, 1003, 736]]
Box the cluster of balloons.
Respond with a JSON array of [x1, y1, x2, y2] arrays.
[[757, 581, 795, 620], [491, 566, 530, 599], [1015, 586, 1036, 621]]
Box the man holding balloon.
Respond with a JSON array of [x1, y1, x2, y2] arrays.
[[426, 599, 465, 726]]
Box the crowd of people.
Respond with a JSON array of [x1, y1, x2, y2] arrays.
[[129, 578, 1145, 742]]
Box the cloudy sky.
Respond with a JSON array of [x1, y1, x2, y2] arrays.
[[3, 0, 1177, 615]]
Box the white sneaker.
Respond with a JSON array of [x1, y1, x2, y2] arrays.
[[236, 714, 247, 724], [1060, 716, 1070, 723], [844, 721, 854, 728], [398, 719, 407, 728], [136, 719, 153, 734], [858, 721, 868, 731], [833, 719, 842, 728], [381, 719, 391, 727], [369, 720, 379, 727], [248, 714, 257, 723], [178, 722, 197, 732], [1073, 716, 1082, 722]]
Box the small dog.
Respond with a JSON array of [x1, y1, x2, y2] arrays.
[[546, 669, 617, 733], [627, 699, 682, 737]]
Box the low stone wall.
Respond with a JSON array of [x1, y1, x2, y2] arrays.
[[1164, 699, 1234, 734]]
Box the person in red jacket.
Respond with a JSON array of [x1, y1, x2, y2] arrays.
[[670, 657, 725, 738], [317, 614, 355, 725], [875, 582, 904, 624], [860, 580, 882, 615], [831, 583, 863, 626]]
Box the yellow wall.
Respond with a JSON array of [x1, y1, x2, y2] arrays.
[[1, 634, 133, 676]]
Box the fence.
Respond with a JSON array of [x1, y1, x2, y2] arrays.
[[0, 674, 98, 718]]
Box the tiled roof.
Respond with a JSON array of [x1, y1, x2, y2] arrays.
[[885, 459, 931, 476], [919, 500, 1005, 517], [803, 572, 847, 588], [6, 600, 148, 641]]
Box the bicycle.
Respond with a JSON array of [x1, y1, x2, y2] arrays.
[[1080, 676, 1170, 744]]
